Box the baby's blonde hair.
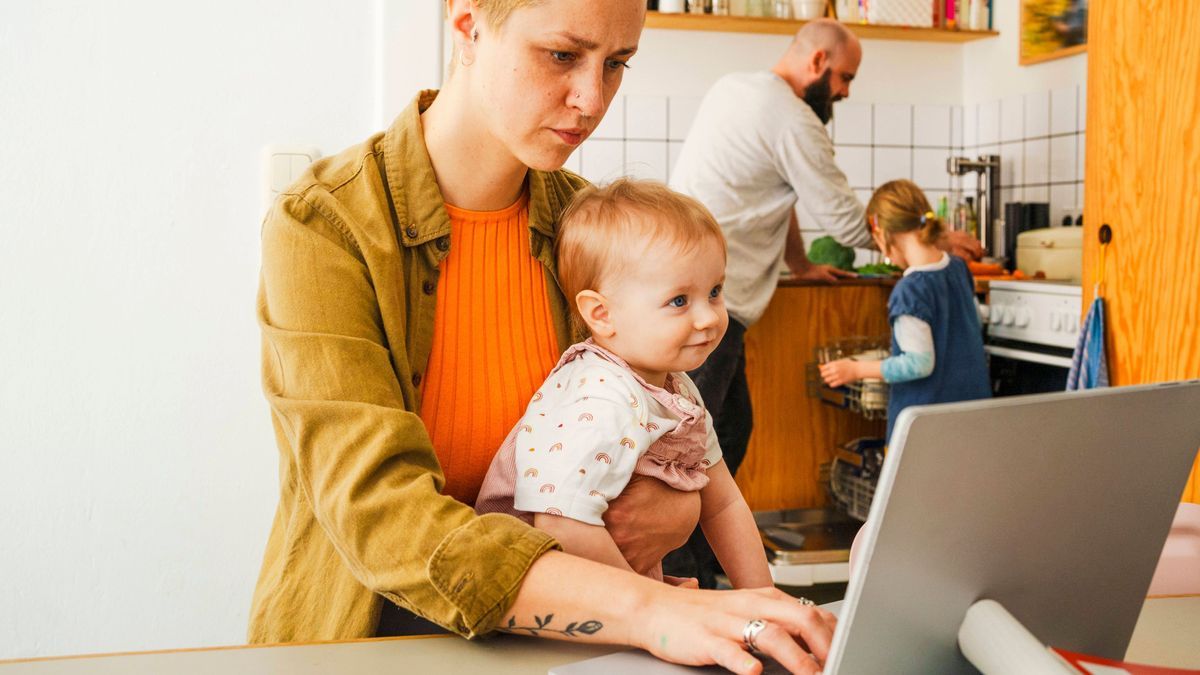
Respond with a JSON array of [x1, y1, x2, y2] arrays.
[[866, 179, 943, 247], [555, 178, 726, 327]]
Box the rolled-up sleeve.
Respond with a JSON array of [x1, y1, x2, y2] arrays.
[[259, 194, 558, 637]]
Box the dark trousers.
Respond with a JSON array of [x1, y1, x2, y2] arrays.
[[376, 601, 451, 637], [662, 319, 754, 588]]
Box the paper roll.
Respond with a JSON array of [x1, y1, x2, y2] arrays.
[[957, 600, 1074, 674]]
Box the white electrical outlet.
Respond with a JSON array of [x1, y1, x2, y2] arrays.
[[261, 145, 321, 215]]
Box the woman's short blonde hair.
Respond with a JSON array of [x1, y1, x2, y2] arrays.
[[866, 179, 943, 246], [470, 0, 542, 28], [555, 178, 726, 324]]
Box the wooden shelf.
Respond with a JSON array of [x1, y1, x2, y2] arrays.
[[645, 11, 998, 43]]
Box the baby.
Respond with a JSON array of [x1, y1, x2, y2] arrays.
[[476, 178, 772, 588]]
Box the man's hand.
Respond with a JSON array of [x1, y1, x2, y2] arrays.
[[603, 474, 701, 577], [939, 230, 985, 261], [791, 263, 857, 283]]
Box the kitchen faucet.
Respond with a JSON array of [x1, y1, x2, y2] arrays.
[[947, 155, 1001, 258]]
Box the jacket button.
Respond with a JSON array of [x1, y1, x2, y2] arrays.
[[412, 373, 422, 387], [422, 280, 436, 295], [436, 236, 450, 252], [405, 226, 418, 239]]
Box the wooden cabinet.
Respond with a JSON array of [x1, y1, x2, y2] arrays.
[[1084, 0, 1200, 502], [735, 279, 891, 510]]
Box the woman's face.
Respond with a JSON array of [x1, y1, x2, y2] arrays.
[[469, 0, 645, 171]]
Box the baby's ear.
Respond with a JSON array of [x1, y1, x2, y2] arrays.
[[575, 290, 614, 338]]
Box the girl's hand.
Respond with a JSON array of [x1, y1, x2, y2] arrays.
[[637, 584, 838, 675], [820, 359, 861, 388]]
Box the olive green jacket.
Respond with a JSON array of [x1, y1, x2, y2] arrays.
[[249, 90, 588, 642]]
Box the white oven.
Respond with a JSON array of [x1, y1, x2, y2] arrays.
[[985, 280, 1082, 396]]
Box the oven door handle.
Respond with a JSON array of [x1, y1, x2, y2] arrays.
[[984, 345, 1074, 369]]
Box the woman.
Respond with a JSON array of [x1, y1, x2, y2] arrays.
[[250, 1, 835, 672]]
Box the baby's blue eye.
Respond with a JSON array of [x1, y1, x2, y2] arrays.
[[669, 295, 687, 308], [709, 285, 722, 299]]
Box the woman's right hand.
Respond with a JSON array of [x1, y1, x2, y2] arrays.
[[634, 583, 838, 675]]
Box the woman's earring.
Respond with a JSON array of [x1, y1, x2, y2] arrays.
[[460, 29, 479, 67]]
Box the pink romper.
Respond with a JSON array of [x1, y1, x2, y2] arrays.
[[475, 340, 722, 579]]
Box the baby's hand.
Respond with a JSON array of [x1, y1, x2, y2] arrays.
[[820, 359, 861, 388]]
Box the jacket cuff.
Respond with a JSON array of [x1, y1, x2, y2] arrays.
[[427, 513, 561, 637]]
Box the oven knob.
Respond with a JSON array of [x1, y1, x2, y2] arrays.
[[1051, 313, 1063, 332], [1067, 315, 1079, 333], [1002, 308, 1016, 326], [990, 305, 1005, 325], [1015, 308, 1031, 327]]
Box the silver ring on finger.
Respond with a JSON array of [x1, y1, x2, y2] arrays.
[[797, 597, 816, 607], [742, 618, 768, 653]]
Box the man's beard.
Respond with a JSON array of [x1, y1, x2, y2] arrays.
[[802, 68, 837, 125]]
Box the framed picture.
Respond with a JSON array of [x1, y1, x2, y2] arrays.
[[1020, 0, 1088, 65]]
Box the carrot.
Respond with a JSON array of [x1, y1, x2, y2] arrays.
[[968, 261, 1005, 276]]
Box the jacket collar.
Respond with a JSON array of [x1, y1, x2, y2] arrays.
[[382, 90, 570, 247]]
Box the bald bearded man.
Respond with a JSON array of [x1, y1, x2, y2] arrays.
[[666, 19, 982, 588]]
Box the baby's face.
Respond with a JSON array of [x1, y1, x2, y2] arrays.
[[598, 237, 728, 386]]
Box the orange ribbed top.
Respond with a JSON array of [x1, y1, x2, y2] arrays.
[[420, 193, 561, 505]]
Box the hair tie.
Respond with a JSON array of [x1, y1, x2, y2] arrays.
[[919, 211, 935, 224]]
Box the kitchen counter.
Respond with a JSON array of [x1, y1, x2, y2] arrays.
[[2, 597, 1196, 673], [776, 276, 898, 288]]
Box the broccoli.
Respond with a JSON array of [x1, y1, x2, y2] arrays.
[[808, 236, 856, 271], [854, 262, 903, 276]]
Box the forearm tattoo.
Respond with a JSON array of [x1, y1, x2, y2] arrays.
[[500, 613, 604, 638]]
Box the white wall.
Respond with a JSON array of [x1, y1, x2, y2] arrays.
[[626, 28, 965, 103], [962, 0, 1087, 105], [0, 0, 378, 660]]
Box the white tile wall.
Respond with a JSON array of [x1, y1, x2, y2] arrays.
[[579, 139, 624, 183], [1000, 141, 1023, 188], [913, 148, 950, 190], [625, 140, 668, 182], [1050, 183, 1078, 224], [1024, 90, 1050, 138], [835, 146, 872, 189], [873, 103, 913, 146], [667, 141, 684, 180], [1051, 86, 1077, 136], [1024, 138, 1050, 184], [913, 104, 951, 147], [962, 104, 978, 148], [667, 96, 702, 142], [1049, 134, 1076, 186], [978, 100, 1001, 145], [1001, 95, 1024, 142], [592, 97, 624, 140], [833, 102, 872, 145], [873, 146, 911, 184], [574, 88, 1086, 237], [1079, 81, 1088, 131], [625, 95, 667, 140]]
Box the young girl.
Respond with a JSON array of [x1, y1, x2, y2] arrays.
[[820, 179, 990, 442], [476, 178, 773, 589]]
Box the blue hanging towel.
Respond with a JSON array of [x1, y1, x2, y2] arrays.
[[1067, 296, 1109, 390]]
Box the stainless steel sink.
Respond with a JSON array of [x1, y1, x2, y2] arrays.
[[754, 507, 863, 565]]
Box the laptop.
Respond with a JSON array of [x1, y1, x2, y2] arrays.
[[551, 381, 1200, 674]]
